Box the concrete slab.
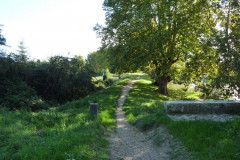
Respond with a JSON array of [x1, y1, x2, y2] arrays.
[[164, 100, 240, 114], [167, 114, 240, 122]]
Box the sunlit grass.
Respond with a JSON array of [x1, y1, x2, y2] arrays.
[[124, 75, 240, 160], [168, 82, 203, 100], [0, 74, 138, 160]]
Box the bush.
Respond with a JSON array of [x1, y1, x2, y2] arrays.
[[94, 80, 107, 90], [2, 81, 48, 111], [29, 56, 95, 103], [0, 53, 96, 108]]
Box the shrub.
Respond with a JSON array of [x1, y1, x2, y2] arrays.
[[2, 81, 48, 111]]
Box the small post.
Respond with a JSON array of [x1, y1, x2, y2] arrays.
[[90, 103, 98, 117]]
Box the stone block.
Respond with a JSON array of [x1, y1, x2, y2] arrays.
[[164, 101, 240, 114]]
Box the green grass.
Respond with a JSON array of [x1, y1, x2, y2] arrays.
[[168, 82, 203, 100], [92, 73, 138, 90], [124, 75, 240, 160], [0, 74, 137, 160]]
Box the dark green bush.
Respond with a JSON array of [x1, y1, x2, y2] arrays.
[[0, 53, 96, 109], [28, 56, 95, 103], [2, 81, 48, 111]]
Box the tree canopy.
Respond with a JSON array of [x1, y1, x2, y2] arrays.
[[17, 40, 29, 63], [96, 0, 239, 97], [215, 0, 240, 95], [86, 50, 110, 74], [96, 0, 215, 95]]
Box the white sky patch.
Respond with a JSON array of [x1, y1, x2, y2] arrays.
[[1, 0, 105, 60]]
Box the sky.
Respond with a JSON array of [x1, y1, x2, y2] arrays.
[[0, 0, 105, 60]]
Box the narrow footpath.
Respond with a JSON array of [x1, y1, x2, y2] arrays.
[[107, 76, 173, 160]]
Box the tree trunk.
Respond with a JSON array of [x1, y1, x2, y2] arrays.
[[156, 76, 170, 96]]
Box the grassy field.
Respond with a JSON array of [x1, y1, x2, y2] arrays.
[[124, 75, 240, 160], [0, 74, 137, 160], [1, 74, 239, 160]]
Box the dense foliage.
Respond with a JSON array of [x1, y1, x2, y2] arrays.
[[0, 51, 95, 110], [87, 48, 132, 77], [215, 0, 240, 95], [86, 50, 110, 75], [182, 0, 240, 98], [96, 0, 240, 97]]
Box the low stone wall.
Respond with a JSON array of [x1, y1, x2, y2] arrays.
[[164, 101, 240, 114]]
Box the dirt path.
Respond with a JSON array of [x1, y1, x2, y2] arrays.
[[107, 76, 180, 160]]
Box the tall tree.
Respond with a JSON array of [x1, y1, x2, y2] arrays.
[[86, 50, 110, 73], [214, 0, 240, 95], [17, 40, 29, 63], [0, 24, 6, 46], [171, 0, 240, 98], [96, 0, 213, 95]]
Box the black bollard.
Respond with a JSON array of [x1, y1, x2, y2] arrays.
[[90, 103, 98, 117]]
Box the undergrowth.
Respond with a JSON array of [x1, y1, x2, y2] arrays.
[[124, 75, 240, 160], [0, 74, 137, 160]]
